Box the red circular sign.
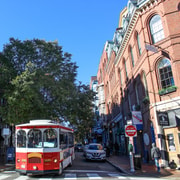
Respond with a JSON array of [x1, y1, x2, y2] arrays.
[[125, 125, 137, 137]]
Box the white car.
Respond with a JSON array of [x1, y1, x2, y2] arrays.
[[84, 143, 106, 161]]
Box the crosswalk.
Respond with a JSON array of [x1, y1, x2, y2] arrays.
[[0, 172, 124, 180], [0, 171, 166, 180]]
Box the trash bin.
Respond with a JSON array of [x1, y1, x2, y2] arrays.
[[134, 154, 141, 170], [6, 147, 15, 163]]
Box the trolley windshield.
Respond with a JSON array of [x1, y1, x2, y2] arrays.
[[17, 128, 57, 148]]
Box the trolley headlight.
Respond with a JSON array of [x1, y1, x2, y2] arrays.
[[17, 159, 20, 163], [33, 166, 38, 170], [54, 159, 58, 163]]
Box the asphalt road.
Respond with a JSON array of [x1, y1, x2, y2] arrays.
[[65, 151, 122, 172]]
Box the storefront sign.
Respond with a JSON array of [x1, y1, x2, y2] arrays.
[[157, 111, 169, 126]]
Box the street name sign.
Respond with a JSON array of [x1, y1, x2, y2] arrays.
[[125, 125, 137, 137]]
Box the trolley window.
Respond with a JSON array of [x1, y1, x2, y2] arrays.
[[43, 129, 57, 148], [17, 130, 26, 148], [68, 133, 74, 148], [60, 132, 68, 149], [28, 129, 42, 148]]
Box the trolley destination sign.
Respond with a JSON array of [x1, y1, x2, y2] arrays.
[[125, 125, 137, 137]]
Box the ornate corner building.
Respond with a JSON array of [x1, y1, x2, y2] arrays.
[[97, 0, 180, 167]]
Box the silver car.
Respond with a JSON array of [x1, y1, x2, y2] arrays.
[[84, 143, 106, 161]]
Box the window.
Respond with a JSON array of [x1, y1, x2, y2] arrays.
[[150, 15, 164, 43], [28, 129, 42, 148], [123, 59, 128, 80], [68, 133, 74, 148], [135, 83, 139, 105], [100, 69, 103, 83], [142, 72, 149, 97], [137, 33, 142, 55], [118, 68, 122, 86], [130, 46, 135, 67], [43, 129, 57, 148], [167, 134, 176, 151], [60, 132, 68, 149], [128, 92, 131, 111], [17, 130, 26, 148], [158, 58, 174, 89]]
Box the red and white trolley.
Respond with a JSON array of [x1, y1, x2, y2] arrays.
[[15, 119, 75, 175]]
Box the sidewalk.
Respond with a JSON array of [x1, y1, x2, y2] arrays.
[[0, 157, 15, 172], [0, 163, 15, 172], [106, 155, 180, 179]]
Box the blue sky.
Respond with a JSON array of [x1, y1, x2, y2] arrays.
[[0, 0, 127, 85]]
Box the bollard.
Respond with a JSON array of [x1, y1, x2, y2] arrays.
[[130, 151, 135, 172]]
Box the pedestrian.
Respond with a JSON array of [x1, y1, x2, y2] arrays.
[[151, 143, 161, 172]]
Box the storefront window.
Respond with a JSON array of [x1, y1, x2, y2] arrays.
[[167, 134, 176, 151]]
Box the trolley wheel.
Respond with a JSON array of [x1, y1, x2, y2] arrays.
[[58, 162, 63, 175], [19, 172, 26, 176], [69, 157, 73, 167]]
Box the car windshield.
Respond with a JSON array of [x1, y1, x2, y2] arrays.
[[77, 144, 82, 147], [88, 144, 103, 150]]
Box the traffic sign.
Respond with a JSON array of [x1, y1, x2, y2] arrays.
[[125, 125, 137, 137]]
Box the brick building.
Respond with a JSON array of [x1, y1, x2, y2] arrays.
[[97, 0, 180, 167]]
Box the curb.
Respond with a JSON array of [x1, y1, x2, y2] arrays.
[[0, 164, 15, 172], [106, 159, 131, 175]]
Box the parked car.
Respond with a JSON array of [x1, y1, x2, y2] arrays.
[[75, 143, 83, 152], [84, 143, 106, 161]]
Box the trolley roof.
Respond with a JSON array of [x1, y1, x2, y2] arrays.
[[16, 119, 73, 131]]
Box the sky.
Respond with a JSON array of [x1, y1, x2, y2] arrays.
[[0, 0, 127, 85]]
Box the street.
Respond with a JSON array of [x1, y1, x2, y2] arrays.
[[0, 152, 168, 180]]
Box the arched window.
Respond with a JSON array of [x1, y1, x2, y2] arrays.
[[142, 72, 149, 97], [127, 91, 131, 111], [17, 130, 26, 148], [158, 58, 174, 89], [43, 129, 57, 148], [135, 83, 139, 105], [118, 68, 122, 86], [100, 69, 103, 82], [123, 59, 128, 80], [130, 46, 135, 67], [149, 15, 164, 44], [137, 33, 142, 55], [28, 129, 42, 148]]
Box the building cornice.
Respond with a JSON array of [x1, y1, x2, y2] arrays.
[[114, 0, 162, 65], [115, 10, 139, 65]]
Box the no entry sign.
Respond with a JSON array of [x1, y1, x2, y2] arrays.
[[125, 125, 137, 137]]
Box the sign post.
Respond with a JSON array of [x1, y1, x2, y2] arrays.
[[125, 125, 137, 172]]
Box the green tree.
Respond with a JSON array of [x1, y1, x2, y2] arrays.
[[0, 38, 96, 133], [67, 83, 96, 142]]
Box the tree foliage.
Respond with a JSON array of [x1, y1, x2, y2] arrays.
[[0, 38, 96, 136]]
